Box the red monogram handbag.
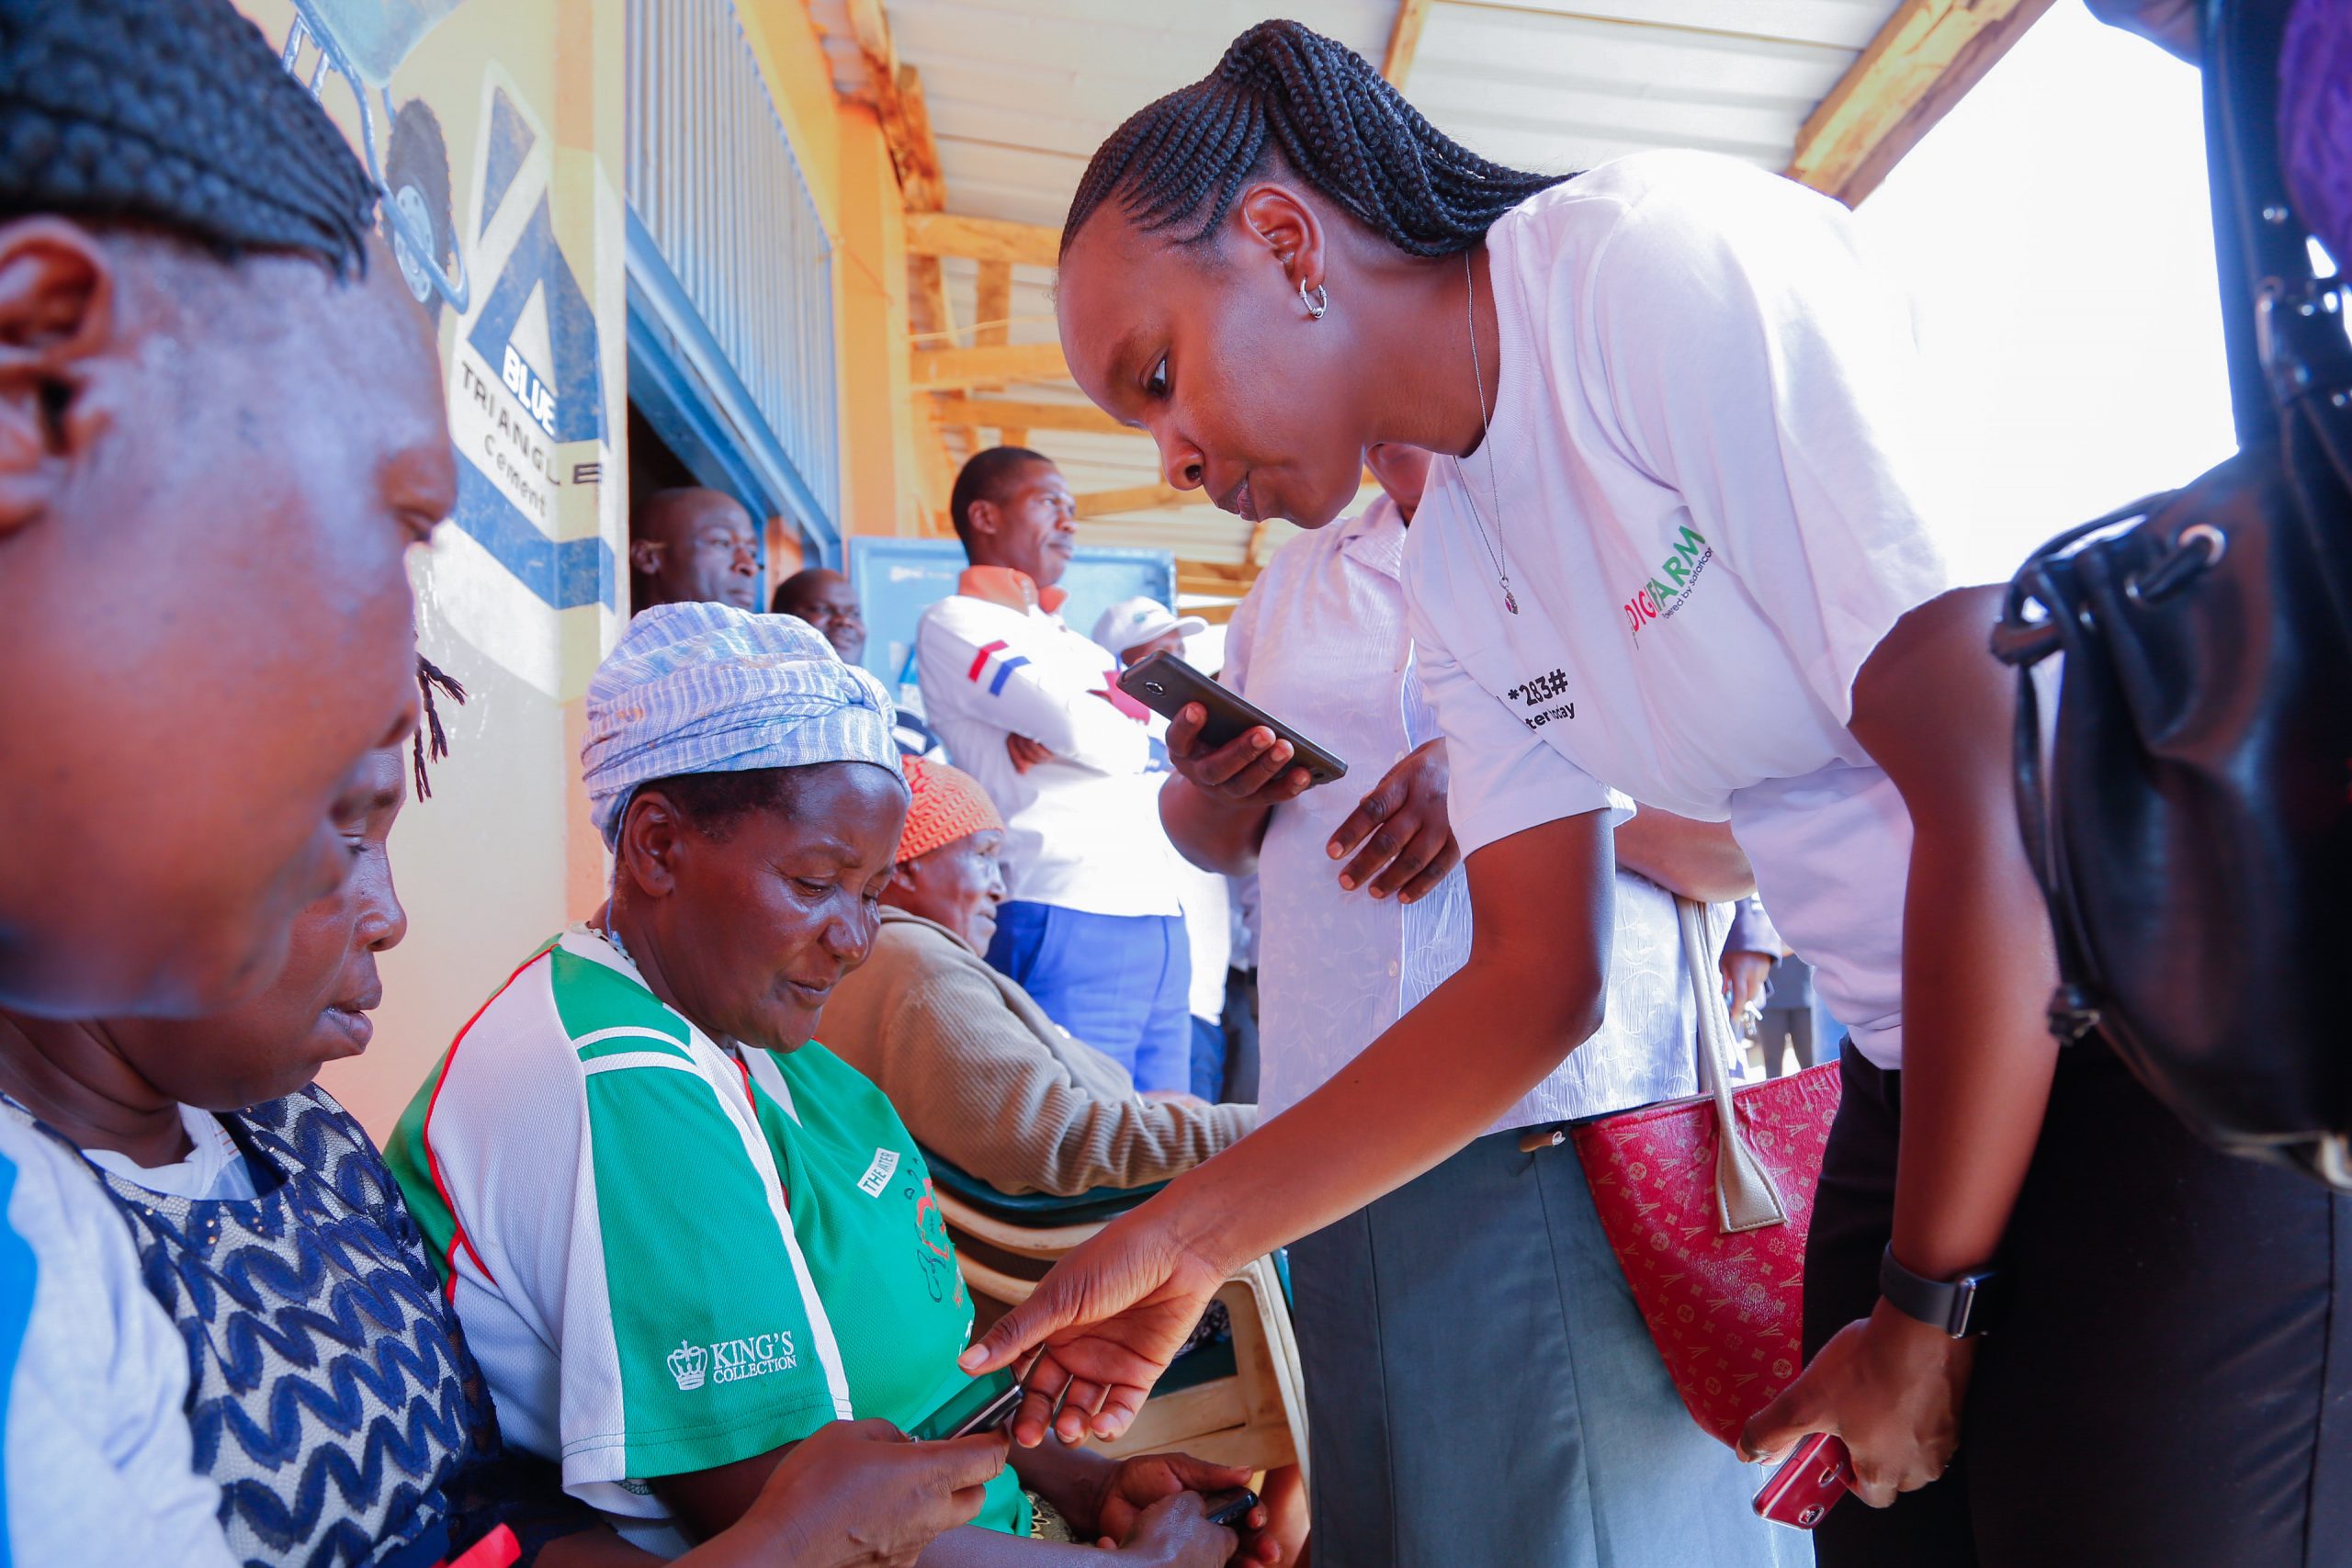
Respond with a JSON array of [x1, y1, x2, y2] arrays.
[[1570, 899, 1842, 1450]]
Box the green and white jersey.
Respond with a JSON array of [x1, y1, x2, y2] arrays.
[[388, 928, 1027, 1553]]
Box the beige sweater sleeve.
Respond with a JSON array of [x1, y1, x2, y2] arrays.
[[857, 940, 1256, 1197]]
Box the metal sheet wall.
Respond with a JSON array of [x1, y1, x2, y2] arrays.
[[626, 0, 840, 531]]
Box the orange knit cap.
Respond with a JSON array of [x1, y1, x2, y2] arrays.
[[897, 754, 1005, 864]]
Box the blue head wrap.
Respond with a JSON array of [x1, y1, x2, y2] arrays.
[[582, 603, 903, 848]]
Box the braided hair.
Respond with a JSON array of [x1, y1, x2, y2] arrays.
[[413, 656, 467, 801], [0, 0, 376, 276], [1063, 19, 1569, 261]]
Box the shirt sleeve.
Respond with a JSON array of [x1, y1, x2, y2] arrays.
[[0, 1128, 239, 1568], [917, 606, 1150, 774], [1581, 161, 1954, 723], [1404, 581, 1622, 859]]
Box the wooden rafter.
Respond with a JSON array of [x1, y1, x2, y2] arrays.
[[973, 262, 1013, 351], [904, 212, 1062, 268], [1788, 0, 2057, 206], [914, 394, 956, 536], [841, 0, 943, 210], [1074, 482, 1213, 519], [841, 0, 895, 80], [876, 62, 944, 212], [1176, 559, 1259, 597], [968, 262, 1013, 437], [912, 342, 1070, 391], [928, 396, 1125, 436], [1381, 0, 1432, 85]]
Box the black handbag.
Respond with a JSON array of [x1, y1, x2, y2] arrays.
[[1991, 0, 2352, 1181]]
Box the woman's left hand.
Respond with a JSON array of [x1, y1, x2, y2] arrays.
[[1738, 1299, 1975, 1507], [1089, 1455, 1272, 1560], [1325, 739, 1458, 901]]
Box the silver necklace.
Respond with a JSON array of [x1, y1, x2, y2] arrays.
[[1460, 248, 1517, 615]]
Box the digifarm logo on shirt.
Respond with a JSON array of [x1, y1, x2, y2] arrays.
[[1623, 525, 1713, 640]]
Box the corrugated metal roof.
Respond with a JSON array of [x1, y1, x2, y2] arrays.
[[812, 0, 1908, 565]]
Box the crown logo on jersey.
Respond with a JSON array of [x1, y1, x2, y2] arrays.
[[668, 1339, 708, 1392]]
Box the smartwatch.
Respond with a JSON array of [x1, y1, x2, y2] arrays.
[[1878, 1246, 2003, 1338]]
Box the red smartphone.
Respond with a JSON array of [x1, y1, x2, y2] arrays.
[[1751, 1433, 1852, 1529]]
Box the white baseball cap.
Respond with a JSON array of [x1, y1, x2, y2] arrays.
[[1093, 596, 1208, 657]]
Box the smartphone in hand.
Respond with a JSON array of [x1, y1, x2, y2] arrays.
[[911, 1373, 1023, 1441], [1752, 1433, 1852, 1529], [1116, 650, 1348, 786]]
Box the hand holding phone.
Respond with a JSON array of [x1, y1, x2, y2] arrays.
[[910, 1373, 1023, 1441], [942, 1381, 1023, 1440], [1117, 651, 1347, 801], [1752, 1432, 1853, 1530]]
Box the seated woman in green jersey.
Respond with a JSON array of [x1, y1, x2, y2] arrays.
[[390, 604, 1264, 1565]]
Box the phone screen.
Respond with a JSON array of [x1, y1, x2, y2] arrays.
[[1116, 651, 1348, 784]]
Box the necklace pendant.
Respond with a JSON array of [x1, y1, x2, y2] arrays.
[[1503, 582, 1520, 615]]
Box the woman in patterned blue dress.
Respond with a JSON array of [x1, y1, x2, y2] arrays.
[[0, 674, 1008, 1568]]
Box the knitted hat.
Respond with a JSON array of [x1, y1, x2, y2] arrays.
[[897, 755, 1004, 864], [582, 602, 901, 848]]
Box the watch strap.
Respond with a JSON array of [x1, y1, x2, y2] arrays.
[[1878, 1246, 2001, 1338]]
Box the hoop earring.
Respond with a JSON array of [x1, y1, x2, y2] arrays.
[[1298, 278, 1329, 320]]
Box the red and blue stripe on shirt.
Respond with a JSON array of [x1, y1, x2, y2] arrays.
[[967, 640, 1030, 696]]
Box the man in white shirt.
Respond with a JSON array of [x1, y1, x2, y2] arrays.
[[1093, 598, 1235, 1102], [915, 449, 1194, 1093]]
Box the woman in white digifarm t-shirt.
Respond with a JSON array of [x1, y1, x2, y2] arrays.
[[960, 22, 2351, 1568]]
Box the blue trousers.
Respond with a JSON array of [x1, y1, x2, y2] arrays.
[[1288, 1129, 1810, 1568], [985, 902, 1193, 1095], [1189, 1016, 1227, 1103]]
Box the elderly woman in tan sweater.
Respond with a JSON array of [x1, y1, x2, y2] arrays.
[[821, 757, 1257, 1196]]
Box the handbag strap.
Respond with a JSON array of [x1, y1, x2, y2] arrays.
[[1676, 897, 1789, 1235], [2204, 0, 2348, 444]]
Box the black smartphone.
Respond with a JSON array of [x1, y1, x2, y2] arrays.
[[1202, 1487, 1259, 1529], [1116, 650, 1348, 786], [914, 1373, 1023, 1440]]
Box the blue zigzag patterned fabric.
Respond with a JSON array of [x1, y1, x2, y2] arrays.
[[6, 1087, 585, 1568]]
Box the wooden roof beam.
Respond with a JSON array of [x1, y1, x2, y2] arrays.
[[929, 395, 1126, 435], [1382, 0, 1432, 86], [1073, 482, 1213, 519], [1177, 559, 1260, 596], [904, 212, 1062, 268], [967, 258, 1013, 405], [912, 342, 1070, 391], [839, 0, 944, 213], [1788, 0, 2057, 207]]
